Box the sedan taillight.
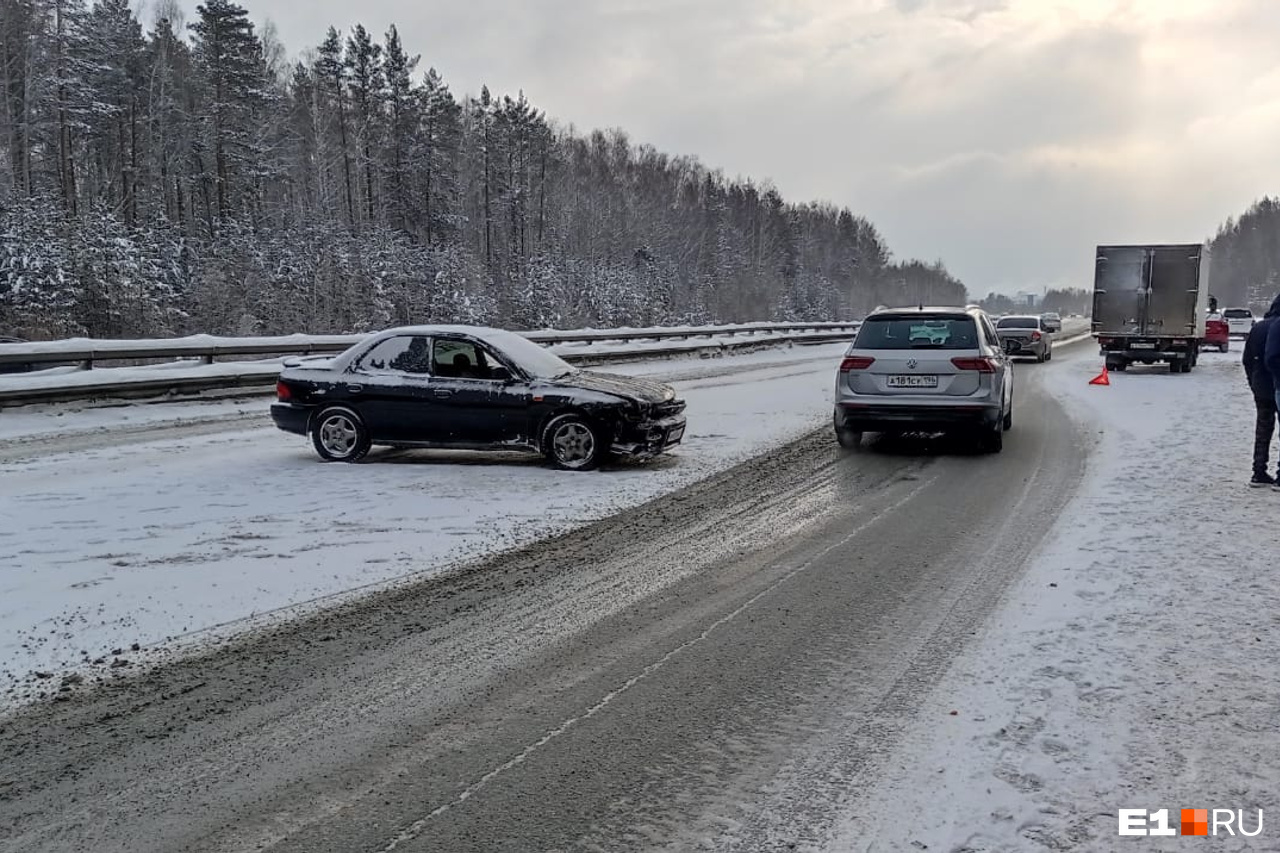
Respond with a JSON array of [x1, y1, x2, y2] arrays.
[[951, 356, 997, 373], [276, 380, 293, 402], [1031, 330, 1042, 341], [840, 356, 876, 371]]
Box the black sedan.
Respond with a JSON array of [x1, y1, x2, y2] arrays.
[[271, 326, 688, 470]]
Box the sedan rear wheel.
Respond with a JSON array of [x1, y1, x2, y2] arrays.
[[544, 414, 604, 471], [311, 407, 371, 463]]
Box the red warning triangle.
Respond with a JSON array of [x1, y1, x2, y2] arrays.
[[1088, 365, 1110, 386]]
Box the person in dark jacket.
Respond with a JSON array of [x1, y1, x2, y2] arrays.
[[1267, 304, 1280, 491], [1243, 294, 1280, 486]]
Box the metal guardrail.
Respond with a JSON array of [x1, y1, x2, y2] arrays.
[[0, 322, 860, 369], [0, 324, 861, 408]]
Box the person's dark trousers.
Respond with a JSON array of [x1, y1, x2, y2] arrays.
[[1257, 392, 1279, 476]]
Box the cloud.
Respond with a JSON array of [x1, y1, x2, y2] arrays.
[[158, 0, 1280, 294]]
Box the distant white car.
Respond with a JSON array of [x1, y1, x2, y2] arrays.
[[1223, 308, 1255, 337]]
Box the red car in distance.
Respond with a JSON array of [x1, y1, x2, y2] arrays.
[[1203, 314, 1229, 353]]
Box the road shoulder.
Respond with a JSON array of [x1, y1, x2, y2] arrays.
[[833, 347, 1278, 851]]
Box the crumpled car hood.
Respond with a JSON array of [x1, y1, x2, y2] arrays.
[[554, 370, 678, 405]]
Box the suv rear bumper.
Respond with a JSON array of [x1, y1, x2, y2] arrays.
[[836, 402, 1001, 432]]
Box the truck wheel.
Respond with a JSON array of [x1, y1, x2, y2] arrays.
[[1181, 357, 1193, 373], [1168, 359, 1181, 374], [1220, 343, 1229, 353]]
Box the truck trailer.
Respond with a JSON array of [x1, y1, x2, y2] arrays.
[[1091, 243, 1211, 373]]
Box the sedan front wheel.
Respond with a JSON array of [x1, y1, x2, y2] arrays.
[[543, 414, 605, 471]]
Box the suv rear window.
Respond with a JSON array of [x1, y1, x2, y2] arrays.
[[1224, 309, 1252, 318], [997, 317, 1039, 329], [854, 316, 979, 350]]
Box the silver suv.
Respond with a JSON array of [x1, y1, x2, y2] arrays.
[[833, 306, 1013, 452]]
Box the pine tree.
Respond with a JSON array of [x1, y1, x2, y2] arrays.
[[381, 25, 417, 233], [189, 0, 265, 227], [314, 26, 354, 227], [345, 23, 382, 224], [417, 66, 460, 244]]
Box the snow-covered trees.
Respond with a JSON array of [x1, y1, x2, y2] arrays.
[[1210, 197, 1280, 310], [0, 0, 969, 339]]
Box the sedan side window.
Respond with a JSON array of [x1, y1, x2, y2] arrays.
[[432, 339, 512, 380], [355, 336, 433, 375]]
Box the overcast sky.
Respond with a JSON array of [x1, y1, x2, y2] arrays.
[[154, 0, 1280, 296]]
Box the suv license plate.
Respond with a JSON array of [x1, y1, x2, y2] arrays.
[[887, 375, 938, 388]]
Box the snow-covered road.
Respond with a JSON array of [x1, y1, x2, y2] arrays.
[[1, 344, 847, 700], [833, 344, 1278, 852]]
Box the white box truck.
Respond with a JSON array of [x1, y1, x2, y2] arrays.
[[1092, 243, 1211, 373]]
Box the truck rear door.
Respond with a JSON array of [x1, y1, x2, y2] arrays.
[[1146, 246, 1202, 336], [1094, 246, 1148, 334]]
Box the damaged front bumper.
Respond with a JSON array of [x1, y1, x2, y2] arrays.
[[611, 413, 688, 458]]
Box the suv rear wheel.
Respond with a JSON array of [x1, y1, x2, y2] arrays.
[[980, 410, 1005, 453], [834, 412, 862, 450]]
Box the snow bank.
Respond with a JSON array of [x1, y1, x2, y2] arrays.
[[0, 329, 852, 399], [833, 346, 1278, 851], [0, 344, 848, 706]]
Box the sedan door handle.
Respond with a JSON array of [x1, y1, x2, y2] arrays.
[[433, 389, 454, 398], [347, 384, 364, 394]]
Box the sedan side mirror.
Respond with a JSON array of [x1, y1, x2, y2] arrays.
[[490, 366, 514, 382]]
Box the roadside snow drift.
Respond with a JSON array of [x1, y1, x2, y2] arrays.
[[833, 346, 1279, 852], [0, 345, 846, 704]]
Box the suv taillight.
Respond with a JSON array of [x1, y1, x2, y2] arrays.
[[840, 356, 876, 371], [951, 356, 997, 373], [276, 380, 292, 402], [1031, 330, 1042, 341]]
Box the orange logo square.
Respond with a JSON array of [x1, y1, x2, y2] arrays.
[[1182, 809, 1208, 836]]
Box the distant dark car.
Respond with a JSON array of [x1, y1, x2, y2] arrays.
[[1040, 312, 1063, 332], [272, 326, 688, 470], [0, 336, 34, 374]]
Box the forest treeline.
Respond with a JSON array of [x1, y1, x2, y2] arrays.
[[0, 0, 968, 339], [1210, 197, 1280, 310]]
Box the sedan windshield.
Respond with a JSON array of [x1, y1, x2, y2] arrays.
[[483, 329, 577, 379], [997, 317, 1039, 329]]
